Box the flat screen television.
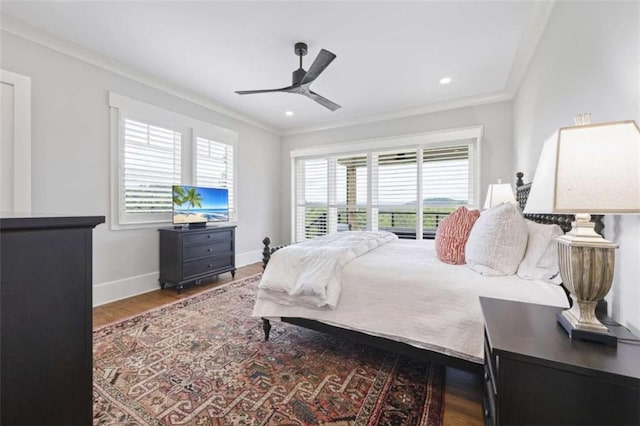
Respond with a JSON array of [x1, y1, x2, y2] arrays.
[[172, 185, 229, 228]]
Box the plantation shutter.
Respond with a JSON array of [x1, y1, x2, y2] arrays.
[[422, 144, 473, 232], [375, 149, 418, 238], [336, 155, 368, 231], [123, 118, 181, 217], [195, 137, 235, 218], [295, 158, 328, 241]]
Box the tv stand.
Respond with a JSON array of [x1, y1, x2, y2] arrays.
[[159, 225, 236, 293], [188, 222, 207, 229]]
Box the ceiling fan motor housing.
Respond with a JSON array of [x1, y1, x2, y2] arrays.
[[292, 68, 306, 85]]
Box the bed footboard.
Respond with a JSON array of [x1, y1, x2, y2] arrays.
[[262, 237, 291, 269]]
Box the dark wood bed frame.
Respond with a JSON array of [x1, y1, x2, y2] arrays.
[[259, 172, 605, 374]]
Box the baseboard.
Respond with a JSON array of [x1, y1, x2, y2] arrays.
[[93, 249, 263, 307], [236, 249, 262, 268], [93, 272, 159, 307]]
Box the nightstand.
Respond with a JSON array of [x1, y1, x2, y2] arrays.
[[480, 297, 640, 426]]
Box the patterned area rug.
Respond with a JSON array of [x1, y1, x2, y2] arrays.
[[94, 274, 445, 425]]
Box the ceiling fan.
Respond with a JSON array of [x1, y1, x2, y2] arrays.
[[235, 42, 341, 111]]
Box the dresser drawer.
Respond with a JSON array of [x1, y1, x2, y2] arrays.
[[183, 255, 233, 279], [183, 240, 232, 261], [484, 332, 497, 395], [483, 363, 497, 426], [483, 330, 498, 426], [182, 229, 233, 247]]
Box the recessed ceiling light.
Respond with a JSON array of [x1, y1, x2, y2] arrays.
[[440, 77, 452, 85], [285, 111, 294, 116]]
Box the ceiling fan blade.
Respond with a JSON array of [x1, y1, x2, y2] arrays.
[[306, 91, 341, 111], [300, 49, 336, 85], [235, 85, 296, 95]]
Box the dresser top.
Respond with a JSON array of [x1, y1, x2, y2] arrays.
[[159, 224, 236, 233], [480, 297, 640, 383], [0, 213, 105, 230]]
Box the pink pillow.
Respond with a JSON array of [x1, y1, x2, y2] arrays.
[[435, 206, 481, 264]]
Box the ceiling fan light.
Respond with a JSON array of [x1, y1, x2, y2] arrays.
[[440, 77, 452, 85]]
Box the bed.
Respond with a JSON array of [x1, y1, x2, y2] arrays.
[[252, 173, 605, 373]]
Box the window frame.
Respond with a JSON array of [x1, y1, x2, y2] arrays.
[[109, 93, 238, 230], [290, 126, 483, 241]]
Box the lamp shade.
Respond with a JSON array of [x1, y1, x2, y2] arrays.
[[524, 120, 640, 214], [483, 182, 515, 209]]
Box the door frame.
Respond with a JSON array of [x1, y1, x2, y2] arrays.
[[1, 69, 31, 212]]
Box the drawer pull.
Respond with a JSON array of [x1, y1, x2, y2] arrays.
[[207, 248, 212, 252], [208, 264, 213, 267], [207, 235, 211, 239]]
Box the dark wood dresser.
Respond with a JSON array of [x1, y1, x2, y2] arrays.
[[480, 297, 640, 426], [159, 225, 236, 293], [0, 214, 104, 425]]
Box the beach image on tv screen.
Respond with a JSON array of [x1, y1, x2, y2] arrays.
[[172, 186, 229, 224]]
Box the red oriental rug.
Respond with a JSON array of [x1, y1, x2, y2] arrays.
[[93, 274, 445, 425]]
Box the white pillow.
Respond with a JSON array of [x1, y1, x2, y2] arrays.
[[517, 220, 564, 284], [465, 203, 528, 276]]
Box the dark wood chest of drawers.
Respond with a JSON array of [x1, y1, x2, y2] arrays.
[[481, 297, 640, 426], [1, 214, 104, 425], [159, 226, 236, 293]]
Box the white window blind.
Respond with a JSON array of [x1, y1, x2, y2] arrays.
[[422, 144, 473, 232], [195, 136, 235, 219], [376, 149, 418, 235], [336, 155, 368, 231], [123, 118, 181, 217], [295, 158, 328, 240]]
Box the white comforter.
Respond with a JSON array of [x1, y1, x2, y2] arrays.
[[258, 231, 398, 309], [253, 239, 569, 363]]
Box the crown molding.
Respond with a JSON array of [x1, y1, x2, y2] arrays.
[[0, 13, 281, 135], [282, 91, 513, 136], [505, 0, 556, 95]]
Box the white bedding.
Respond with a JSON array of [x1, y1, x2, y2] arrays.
[[258, 231, 397, 309], [252, 239, 569, 364]]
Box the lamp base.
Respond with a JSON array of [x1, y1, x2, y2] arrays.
[[557, 311, 617, 347]]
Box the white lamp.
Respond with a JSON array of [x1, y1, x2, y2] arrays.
[[524, 119, 640, 345], [483, 179, 516, 209]]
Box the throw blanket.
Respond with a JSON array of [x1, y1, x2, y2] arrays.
[[259, 231, 398, 309]]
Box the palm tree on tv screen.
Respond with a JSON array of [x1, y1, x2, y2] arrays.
[[184, 187, 203, 210], [173, 186, 186, 206]]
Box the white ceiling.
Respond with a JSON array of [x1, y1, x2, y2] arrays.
[[0, 1, 550, 134]]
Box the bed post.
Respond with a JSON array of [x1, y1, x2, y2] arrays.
[[262, 237, 271, 270], [516, 171, 524, 187], [261, 238, 273, 341], [262, 318, 271, 341]]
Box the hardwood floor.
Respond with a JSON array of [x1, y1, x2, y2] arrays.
[[93, 262, 483, 425]]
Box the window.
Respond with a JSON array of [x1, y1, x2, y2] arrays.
[[291, 127, 481, 241], [122, 119, 182, 222], [109, 93, 238, 229], [422, 144, 474, 234], [195, 136, 235, 219], [295, 158, 329, 239]]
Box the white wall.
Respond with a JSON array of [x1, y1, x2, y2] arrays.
[[0, 32, 282, 305], [514, 2, 640, 333], [280, 101, 514, 243]]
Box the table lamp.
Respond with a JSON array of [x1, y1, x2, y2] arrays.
[[524, 118, 640, 345], [483, 179, 516, 209]]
